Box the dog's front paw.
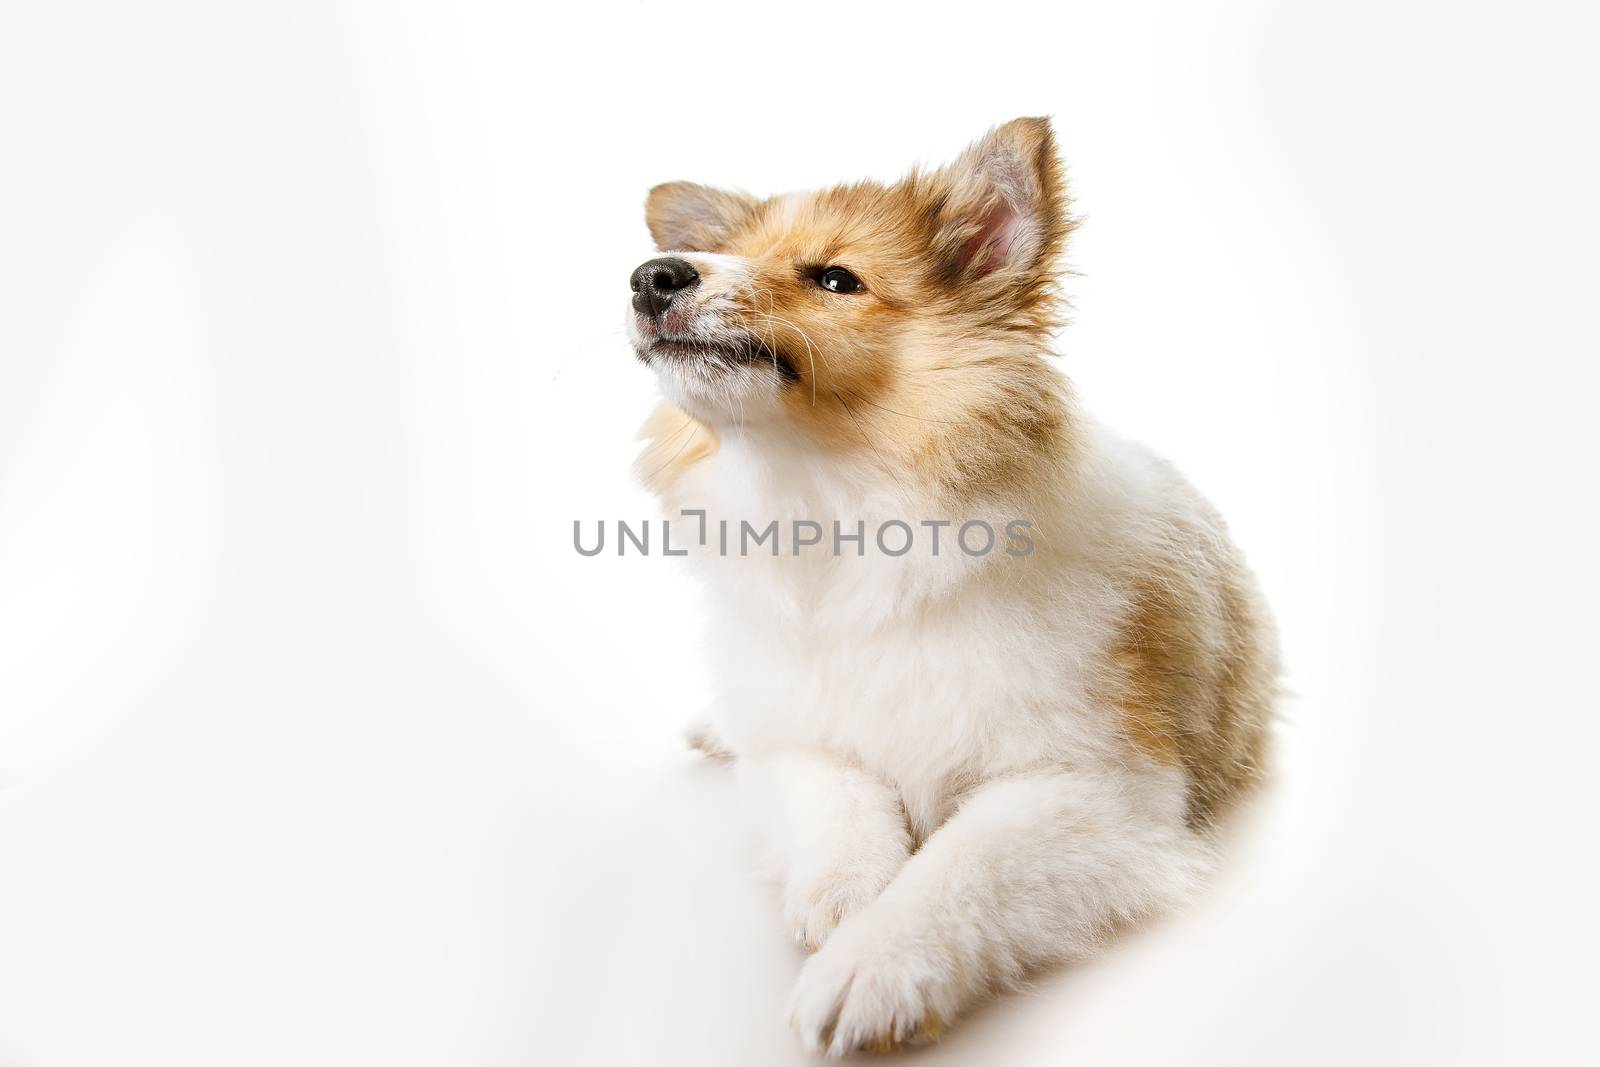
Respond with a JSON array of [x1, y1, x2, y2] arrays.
[[788, 915, 956, 1057], [784, 862, 895, 952]]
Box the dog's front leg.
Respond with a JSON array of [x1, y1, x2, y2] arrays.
[[741, 750, 912, 952], [788, 765, 1212, 1055]]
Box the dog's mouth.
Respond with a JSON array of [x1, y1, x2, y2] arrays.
[[640, 335, 798, 382]]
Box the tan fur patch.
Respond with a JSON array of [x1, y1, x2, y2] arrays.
[[1105, 518, 1278, 826], [635, 402, 718, 493]]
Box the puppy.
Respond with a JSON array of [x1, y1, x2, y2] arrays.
[[625, 117, 1277, 1055]]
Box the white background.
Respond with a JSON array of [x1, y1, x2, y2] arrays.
[[2, 1, 1597, 1064]]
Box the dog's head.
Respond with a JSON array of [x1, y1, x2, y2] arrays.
[[628, 118, 1074, 486]]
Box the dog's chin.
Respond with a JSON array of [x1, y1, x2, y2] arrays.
[[634, 335, 794, 423]]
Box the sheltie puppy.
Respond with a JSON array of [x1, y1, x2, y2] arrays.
[[624, 117, 1278, 1056]]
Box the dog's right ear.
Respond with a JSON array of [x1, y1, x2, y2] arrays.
[[645, 182, 758, 252]]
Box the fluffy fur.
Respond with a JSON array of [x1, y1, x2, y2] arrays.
[[625, 118, 1277, 1055]]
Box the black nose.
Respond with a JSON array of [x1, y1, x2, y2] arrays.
[[630, 257, 700, 319]]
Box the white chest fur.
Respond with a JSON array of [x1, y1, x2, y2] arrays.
[[670, 429, 1135, 835]]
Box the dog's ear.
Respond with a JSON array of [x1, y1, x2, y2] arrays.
[[925, 117, 1070, 292], [645, 182, 759, 252]]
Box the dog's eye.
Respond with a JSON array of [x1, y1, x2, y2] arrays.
[[818, 267, 863, 294]]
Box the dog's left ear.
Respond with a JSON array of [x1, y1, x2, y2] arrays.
[[645, 182, 759, 252], [926, 117, 1070, 293]]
